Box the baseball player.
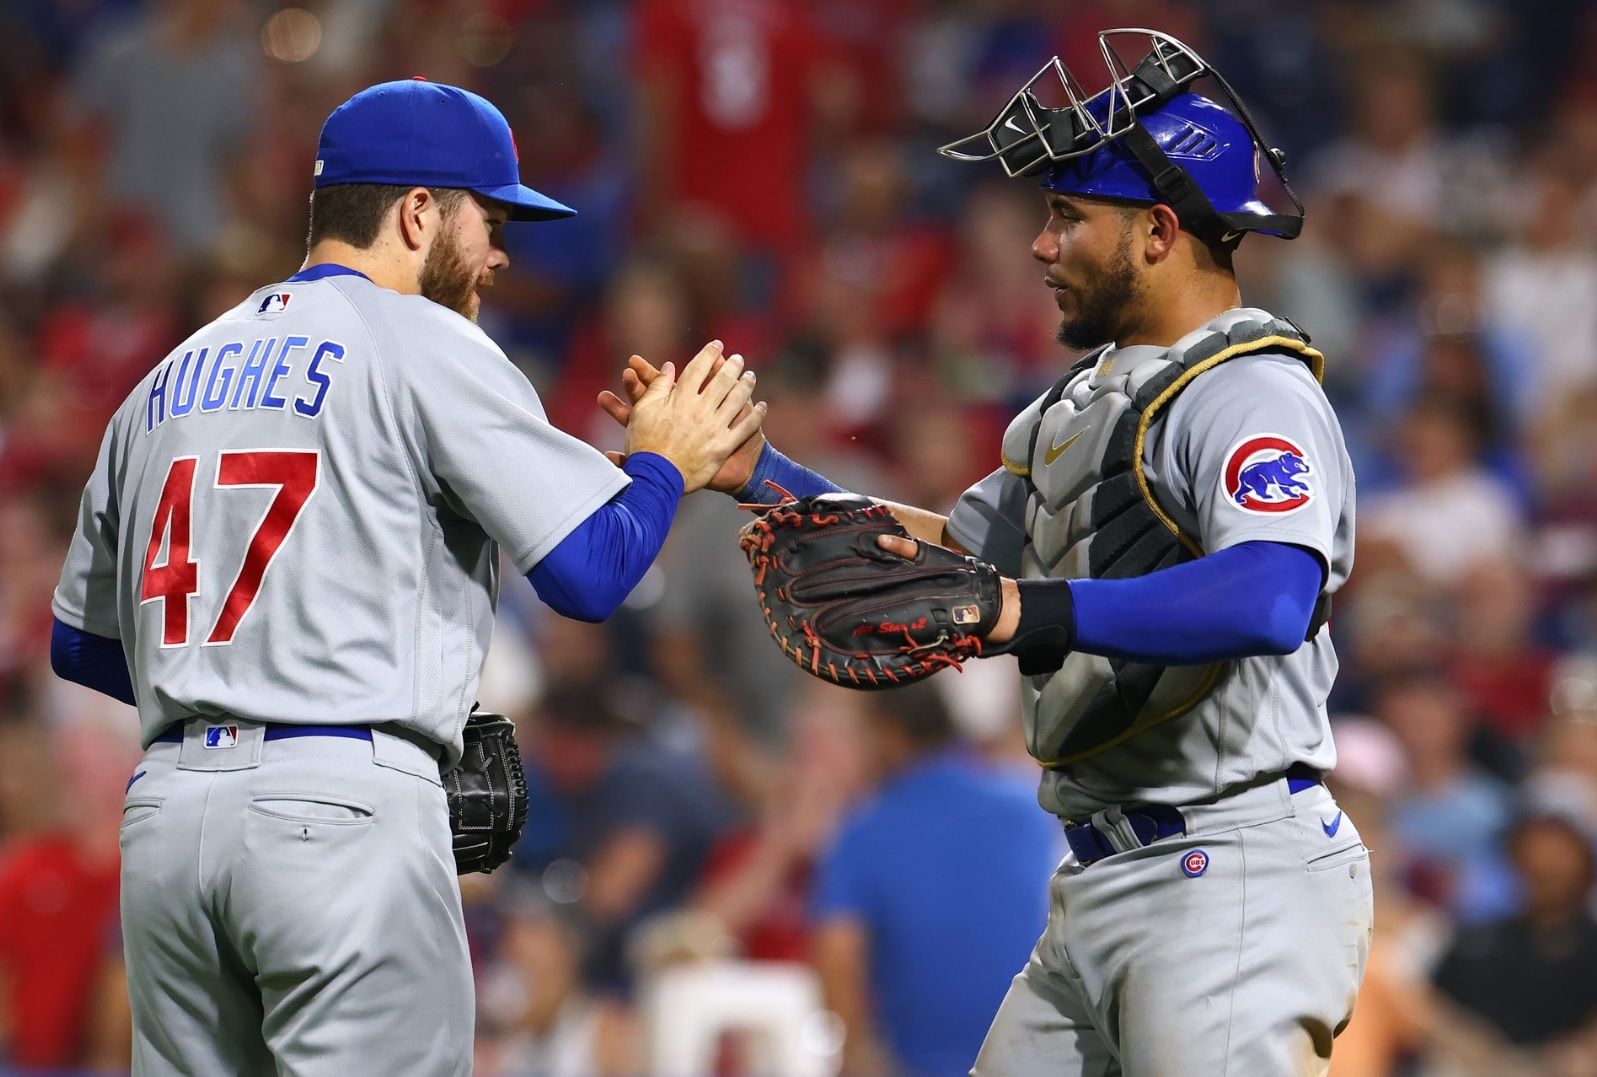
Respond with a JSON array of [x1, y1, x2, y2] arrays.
[[49, 79, 762, 1076], [605, 30, 1372, 1075]]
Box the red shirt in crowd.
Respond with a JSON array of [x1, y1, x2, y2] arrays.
[[636, 0, 828, 251], [695, 828, 812, 963], [0, 834, 120, 1068]]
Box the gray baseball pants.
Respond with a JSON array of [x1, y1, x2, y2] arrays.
[[118, 718, 472, 1076], [973, 777, 1373, 1077]]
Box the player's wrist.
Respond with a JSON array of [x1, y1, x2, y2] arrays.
[[623, 451, 686, 498], [731, 442, 778, 501], [732, 442, 844, 504], [706, 433, 763, 495], [997, 579, 1075, 675], [625, 436, 700, 490], [988, 577, 1022, 643]]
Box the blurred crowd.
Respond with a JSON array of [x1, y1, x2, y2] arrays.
[[3, 0, 1597, 1074]]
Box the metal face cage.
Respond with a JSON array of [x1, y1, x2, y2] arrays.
[[938, 30, 1207, 178], [938, 29, 1303, 244]]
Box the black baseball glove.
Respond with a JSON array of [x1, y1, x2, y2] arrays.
[[739, 493, 1004, 688], [444, 710, 528, 874]]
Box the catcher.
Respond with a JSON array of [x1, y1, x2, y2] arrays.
[[602, 30, 1371, 1076]]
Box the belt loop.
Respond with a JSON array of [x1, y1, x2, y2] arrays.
[[1091, 804, 1146, 853], [371, 725, 446, 787]]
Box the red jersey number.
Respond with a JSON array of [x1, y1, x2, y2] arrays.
[[139, 456, 200, 646], [139, 451, 318, 647]]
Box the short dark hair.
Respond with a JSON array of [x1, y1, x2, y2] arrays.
[[305, 183, 468, 249]]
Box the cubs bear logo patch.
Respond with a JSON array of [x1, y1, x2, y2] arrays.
[[1222, 434, 1314, 514]]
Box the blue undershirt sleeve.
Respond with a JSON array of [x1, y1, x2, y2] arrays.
[[51, 617, 135, 705], [527, 452, 684, 622], [1043, 541, 1325, 666], [733, 443, 844, 504]]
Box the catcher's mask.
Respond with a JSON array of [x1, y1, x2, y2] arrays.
[[938, 29, 1302, 249]]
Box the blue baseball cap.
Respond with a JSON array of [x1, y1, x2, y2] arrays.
[[313, 78, 576, 222]]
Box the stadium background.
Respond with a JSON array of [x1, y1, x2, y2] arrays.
[[3, 0, 1597, 1073]]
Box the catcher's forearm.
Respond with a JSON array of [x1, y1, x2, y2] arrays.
[[728, 445, 965, 556], [734, 442, 844, 503], [871, 500, 964, 552]]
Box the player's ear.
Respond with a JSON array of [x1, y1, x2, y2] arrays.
[[1142, 203, 1181, 264], [397, 187, 431, 252]]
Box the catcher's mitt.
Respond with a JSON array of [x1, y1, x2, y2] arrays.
[[445, 711, 528, 874], [739, 493, 1003, 688]]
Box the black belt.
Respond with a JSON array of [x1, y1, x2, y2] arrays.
[[152, 723, 373, 745], [1064, 763, 1323, 867]]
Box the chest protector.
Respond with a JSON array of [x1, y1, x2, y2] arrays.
[[1002, 308, 1325, 768]]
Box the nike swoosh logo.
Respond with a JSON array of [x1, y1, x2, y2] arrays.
[[1003, 115, 1027, 135], [1044, 431, 1084, 465], [1320, 811, 1343, 838]]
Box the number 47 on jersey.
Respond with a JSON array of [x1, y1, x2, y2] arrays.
[[140, 451, 318, 647]]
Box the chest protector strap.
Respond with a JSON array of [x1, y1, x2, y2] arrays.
[[1016, 313, 1328, 768]]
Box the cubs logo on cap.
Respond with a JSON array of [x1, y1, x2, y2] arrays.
[[1181, 849, 1210, 877], [1222, 434, 1313, 514]]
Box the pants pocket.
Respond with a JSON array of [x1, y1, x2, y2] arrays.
[[1306, 840, 1369, 873], [121, 797, 163, 829], [248, 793, 376, 825]]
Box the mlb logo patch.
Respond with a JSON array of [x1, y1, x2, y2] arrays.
[[204, 725, 240, 749], [1222, 434, 1314, 515], [257, 292, 292, 315]]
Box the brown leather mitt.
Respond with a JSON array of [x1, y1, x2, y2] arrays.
[[739, 494, 1004, 689]]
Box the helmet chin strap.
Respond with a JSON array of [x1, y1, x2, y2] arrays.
[[1086, 44, 1304, 248], [1108, 116, 1299, 250], [1181, 54, 1305, 240]]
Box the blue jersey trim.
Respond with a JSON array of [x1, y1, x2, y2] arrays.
[[151, 724, 373, 744], [286, 263, 373, 283]]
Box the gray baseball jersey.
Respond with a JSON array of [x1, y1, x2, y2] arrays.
[[947, 327, 1354, 820], [53, 270, 626, 762]]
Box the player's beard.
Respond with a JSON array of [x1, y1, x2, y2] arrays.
[[420, 229, 484, 322], [1056, 226, 1143, 350]]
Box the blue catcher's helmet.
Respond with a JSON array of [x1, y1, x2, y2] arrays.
[[1043, 92, 1285, 237], [940, 30, 1302, 247]]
